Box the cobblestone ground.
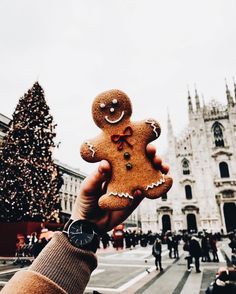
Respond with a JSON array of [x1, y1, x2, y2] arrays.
[[0, 240, 232, 293]]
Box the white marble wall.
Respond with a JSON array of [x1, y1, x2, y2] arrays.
[[138, 91, 236, 233]]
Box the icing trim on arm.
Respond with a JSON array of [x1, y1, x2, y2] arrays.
[[145, 119, 160, 138], [109, 192, 134, 199], [85, 141, 96, 157]]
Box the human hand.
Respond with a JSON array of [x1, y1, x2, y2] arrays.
[[71, 144, 170, 233]]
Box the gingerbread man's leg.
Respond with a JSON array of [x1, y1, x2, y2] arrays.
[[98, 190, 133, 211], [144, 174, 173, 199]]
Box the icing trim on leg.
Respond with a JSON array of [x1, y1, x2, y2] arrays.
[[109, 192, 134, 199], [145, 176, 165, 191]]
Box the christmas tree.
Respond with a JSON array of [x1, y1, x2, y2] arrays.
[[0, 82, 63, 222]]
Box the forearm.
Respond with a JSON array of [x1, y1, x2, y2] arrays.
[[2, 232, 97, 294], [31, 232, 97, 292]]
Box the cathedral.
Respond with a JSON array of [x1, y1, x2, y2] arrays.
[[139, 83, 236, 234]]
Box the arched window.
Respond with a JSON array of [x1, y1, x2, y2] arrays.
[[162, 193, 167, 201], [162, 215, 171, 233], [187, 214, 197, 233], [185, 185, 192, 199], [219, 162, 230, 178], [182, 158, 190, 175], [212, 122, 224, 147]]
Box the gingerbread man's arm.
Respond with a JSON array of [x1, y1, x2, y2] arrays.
[[80, 135, 105, 163], [137, 119, 161, 143]]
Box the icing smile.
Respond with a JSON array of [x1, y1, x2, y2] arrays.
[[105, 111, 125, 124]]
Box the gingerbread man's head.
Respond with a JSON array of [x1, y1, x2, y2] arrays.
[[92, 89, 132, 129]]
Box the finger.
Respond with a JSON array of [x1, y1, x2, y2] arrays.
[[98, 159, 111, 175], [152, 156, 169, 174], [81, 160, 111, 196], [109, 192, 144, 229], [161, 163, 170, 174], [101, 179, 109, 195], [153, 155, 162, 168], [146, 144, 156, 159]]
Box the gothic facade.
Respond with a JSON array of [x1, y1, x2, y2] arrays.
[[140, 83, 236, 234]]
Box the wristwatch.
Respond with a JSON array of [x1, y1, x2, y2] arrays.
[[63, 219, 100, 253]]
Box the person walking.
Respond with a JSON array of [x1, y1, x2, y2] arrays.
[[166, 234, 173, 259], [183, 237, 193, 272], [210, 235, 219, 262], [201, 234, 211, 262], [172, 235, 179, 259], [152, 238, 163, 271], [189, 235, 202, 273], [101, 233, 110, 249]]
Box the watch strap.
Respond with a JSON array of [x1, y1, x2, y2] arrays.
[[63, 219, 73, 233]]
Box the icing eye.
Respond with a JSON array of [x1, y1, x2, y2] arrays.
[[110, 108, 115, 113], [112, 99, 118, 105], [100, 103, 106, 109]]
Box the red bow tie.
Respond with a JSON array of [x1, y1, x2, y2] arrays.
[[111, 126, 133, 151]]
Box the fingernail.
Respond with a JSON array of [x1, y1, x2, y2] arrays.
[[134, 189, 142, 197]]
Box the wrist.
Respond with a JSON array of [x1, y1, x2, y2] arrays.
[[63, 219, 100, 253]]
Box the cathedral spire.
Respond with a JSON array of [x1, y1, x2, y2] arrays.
[[233, 77, 236, 100], [201, 94, 205, 107], [225, 79, 234, 107], [187, 90, 193, 113], [167, 109, 173, 136], [167, 109, 175, 147], [194, 86, 201, 111]]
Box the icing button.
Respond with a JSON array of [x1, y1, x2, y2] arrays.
[[126, 163, 132, 170], [124, 152, 130, 160]]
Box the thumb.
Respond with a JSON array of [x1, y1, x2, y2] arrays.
[[71, 160, 111, 220], [81, 160, 111, 196]]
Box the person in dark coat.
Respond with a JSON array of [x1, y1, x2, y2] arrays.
[[201, 235, 211, 262], [166, 234, 173, 259], [183, 237, 192, 271], [101, 233, 110, 249], [210, 235, 219, 262], [152, 238, 163, 271], [189, 235, 202, 273], [172, 235, 179, 259]]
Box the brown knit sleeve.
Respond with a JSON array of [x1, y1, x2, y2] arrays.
[[1, 270, 67, 294], [2, 232, 97, 294]]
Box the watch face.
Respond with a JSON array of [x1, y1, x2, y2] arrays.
[[68, 220, 95, 248]]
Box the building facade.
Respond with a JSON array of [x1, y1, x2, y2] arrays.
[[55, 159, 86, 222], [140, 84, 236, 234], [0, 113, 11, 154]]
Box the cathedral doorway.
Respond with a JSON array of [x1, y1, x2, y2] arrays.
[[162, 214, 171, 233], [187, 213, 197, 233], [223, 202, 236, 232]]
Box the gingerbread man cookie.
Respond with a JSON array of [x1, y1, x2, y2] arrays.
[[80, 89, 173, 210]]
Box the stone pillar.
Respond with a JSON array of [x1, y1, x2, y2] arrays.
[[220, 202, 227, 233]]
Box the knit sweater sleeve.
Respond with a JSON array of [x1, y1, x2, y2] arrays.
[[1, 232, 97, 294]]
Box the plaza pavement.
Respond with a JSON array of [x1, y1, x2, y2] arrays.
[[0, 239, 232, 293]]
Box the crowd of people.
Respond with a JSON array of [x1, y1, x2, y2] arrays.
[[13, 226, 236, 275], [98, 228, 236, 274], [13, 229, 53, 267]]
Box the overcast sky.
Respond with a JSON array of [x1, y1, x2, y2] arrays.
[[1, 0, 236, 174]]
